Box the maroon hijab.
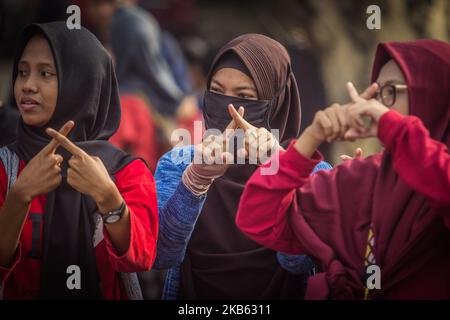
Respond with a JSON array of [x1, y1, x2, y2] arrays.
[[181, 34, 304, 299], [288, 39, 450, 299]]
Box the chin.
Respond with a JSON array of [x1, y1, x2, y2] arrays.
[[21, 114, 48, 127]]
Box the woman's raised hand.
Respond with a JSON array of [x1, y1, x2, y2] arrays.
[[12, 121, 74, 203], [309, 83, 381, 144], [46, 126, 121, 213], [182, 106, 245, 196], [228, 104, 280, 164], [195, 104, 243, 167], [344, 82, 390, 141], [294, 83, 379, 158]]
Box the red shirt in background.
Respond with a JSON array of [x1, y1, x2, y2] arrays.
[[110, 95, 159, 172]]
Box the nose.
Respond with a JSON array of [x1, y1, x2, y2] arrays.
[[22, 74, 38, 94]]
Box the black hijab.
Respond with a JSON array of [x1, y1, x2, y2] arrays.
[[181, 34, 305, 299], [9, 22, 136, 299], [0, 103, 19, 146]]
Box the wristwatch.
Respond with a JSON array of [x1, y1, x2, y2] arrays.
[[102, 201, 126, 224]]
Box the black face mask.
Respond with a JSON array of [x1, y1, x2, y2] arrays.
[[203, 91, 271, 132]]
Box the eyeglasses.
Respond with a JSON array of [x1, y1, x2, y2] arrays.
[[375, 83, 408, 107]]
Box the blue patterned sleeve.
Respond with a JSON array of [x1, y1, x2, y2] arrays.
[[276, 160, 332, 274], [152, 145, 207, 270]]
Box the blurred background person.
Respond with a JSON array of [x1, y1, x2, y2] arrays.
[[109, 3, 202, 170]]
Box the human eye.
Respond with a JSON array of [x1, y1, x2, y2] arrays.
[[18, 69, 28, 77], [238, 91, 257, 100], [41, 70, 54, 78], [210, 86, 223, 94]]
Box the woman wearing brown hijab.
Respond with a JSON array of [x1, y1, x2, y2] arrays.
[[153, 34, 331, 299]]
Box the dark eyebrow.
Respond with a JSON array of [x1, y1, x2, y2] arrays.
[[235, 85, 257, 91], [210, 79, 224, 88], [380, 79, 404, 86], [19, 60, 55, 68]]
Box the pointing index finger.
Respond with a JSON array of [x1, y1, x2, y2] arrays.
[[46, 127, 86, 157], [360, 83, 379, 100], [228, 104, 252, 131], [347, 82, 364, 103], [43, 121, 75, 154], [223, 105, 244, 135]]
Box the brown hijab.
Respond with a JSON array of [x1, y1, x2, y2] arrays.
[[181, 34, 304, 299]]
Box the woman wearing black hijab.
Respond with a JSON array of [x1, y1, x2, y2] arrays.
[[154, 34, 331, 299], [0, 101, 20, 146], [0, 22, 158, 299]]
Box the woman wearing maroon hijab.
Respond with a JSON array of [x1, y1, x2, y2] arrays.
[[236, 39, 450, 299]]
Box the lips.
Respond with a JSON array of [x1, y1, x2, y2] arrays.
[[20, 97, 40, 111]]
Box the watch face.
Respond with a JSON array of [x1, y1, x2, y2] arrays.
[[105, 214, 121, 224]]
